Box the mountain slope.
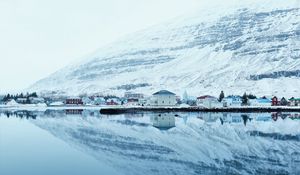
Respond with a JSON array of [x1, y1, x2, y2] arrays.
[[30, 1, 300, 97]]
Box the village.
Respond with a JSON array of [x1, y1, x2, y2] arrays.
[[1, 90, 300, 109]]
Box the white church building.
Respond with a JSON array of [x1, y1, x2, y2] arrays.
[[149, 90, 177, 106]]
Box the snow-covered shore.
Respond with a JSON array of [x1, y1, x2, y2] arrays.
[[2, 104, 300, 113]]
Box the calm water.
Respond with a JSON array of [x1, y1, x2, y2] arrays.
[[0, 109, 300, 175]]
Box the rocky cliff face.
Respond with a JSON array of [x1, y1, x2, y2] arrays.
[[30, 1, 300, 97]]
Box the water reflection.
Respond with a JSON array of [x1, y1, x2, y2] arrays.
[[2, 110, 300, 124], [1, 110, 300, 175], [151, 113, 176, 130]]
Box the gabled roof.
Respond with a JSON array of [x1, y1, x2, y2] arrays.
[[197, 95, 216, 99], [224, 95, 242, 100], [289, 97, 300, 101], [153, 90, 176, 96]]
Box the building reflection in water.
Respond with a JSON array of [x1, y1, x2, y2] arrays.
[[65, 109, 83, 115], [151, 113, 176, 130]]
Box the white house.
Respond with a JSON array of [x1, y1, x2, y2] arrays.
[[150, 90, 177, 106], [16, 98, 27, 104], [197, 95, 222, 109]]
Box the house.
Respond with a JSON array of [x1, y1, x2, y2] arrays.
[[249, 98, 271, 106], [124, 92, 144, 106], [106, 98, 120, 105], [29, 97, 45, 104], [289, 97, 300, 106], [16, 98, 28, 104], [82, 97, 93, 105], [197, 95, 222, 109], [150, 90, 177, 106], [93, 97, 106, 105], [222, 96, 242, 107], [280, 97, 288, 106], [197, 95, 215, 105], [271, 96, 280, 106], [126, 98, 139, 106], [65, 97, 83, 105], [124, 92, 144, 99]]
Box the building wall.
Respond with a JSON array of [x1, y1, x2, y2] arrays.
[[152, 95, 176, 106], [203, 100, 223, 109]]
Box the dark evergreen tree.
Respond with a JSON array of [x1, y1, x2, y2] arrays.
[[247, 94, 256, 99], [31, 92, 38, 98], [218, 91, 225, 102], [241, 115, 248, 126], [242, 92, 248, 105]]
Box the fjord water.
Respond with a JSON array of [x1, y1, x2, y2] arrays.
[[0, 110, 300, 175]]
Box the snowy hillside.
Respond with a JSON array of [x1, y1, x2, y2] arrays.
[[30, 0, 300, 97]]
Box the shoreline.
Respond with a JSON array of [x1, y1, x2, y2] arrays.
[[99, 106, 300, 114], [2, 105, 300, 113]]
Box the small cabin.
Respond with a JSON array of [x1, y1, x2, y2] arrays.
[[271, 96, 280, 106], [280, 97, 288, 106]]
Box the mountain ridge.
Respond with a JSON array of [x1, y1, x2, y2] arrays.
[[30, 1, 300, 97]]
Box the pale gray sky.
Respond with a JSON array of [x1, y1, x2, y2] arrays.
[[0, 0, 230, 93]]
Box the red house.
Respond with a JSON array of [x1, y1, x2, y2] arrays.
[[106, 99, 119, 105], [271, 96, 279, 106], [66, 97, 83, 105]]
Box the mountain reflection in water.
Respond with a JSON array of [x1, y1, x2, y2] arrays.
[[1, 109, 300, 175]]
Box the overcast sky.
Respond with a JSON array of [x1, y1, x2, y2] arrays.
[[0, 0, 233, 93]]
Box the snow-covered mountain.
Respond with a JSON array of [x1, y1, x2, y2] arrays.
[[30, 0, 300, 97]]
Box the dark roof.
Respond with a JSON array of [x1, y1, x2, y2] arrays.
[[197, 95, 216, 99], [153, 90, 176, 96]]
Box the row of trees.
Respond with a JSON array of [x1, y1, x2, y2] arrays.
[[1, 92, 38, 103]]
